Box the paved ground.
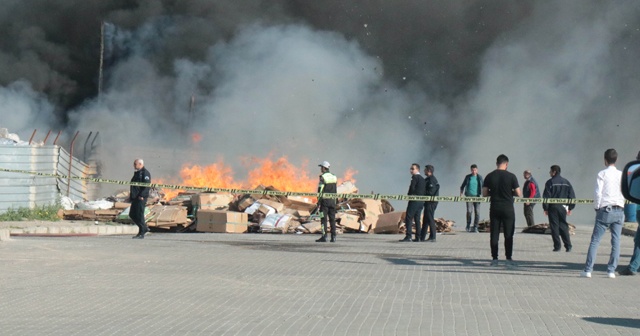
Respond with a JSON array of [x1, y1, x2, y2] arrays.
[[1, 226, 639, 336]]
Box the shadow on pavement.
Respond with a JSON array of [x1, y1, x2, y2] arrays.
[[583, 317, 640, 329]]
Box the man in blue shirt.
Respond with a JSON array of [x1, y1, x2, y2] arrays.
[[460, 164, 484, 232]]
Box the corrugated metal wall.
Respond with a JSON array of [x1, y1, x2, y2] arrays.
[[0, 145, 96, 213]]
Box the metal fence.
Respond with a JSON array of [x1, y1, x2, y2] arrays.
[[0, 145, 96, 213]]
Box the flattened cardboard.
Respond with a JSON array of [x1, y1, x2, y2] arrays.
[[337, 213, 360, 231], [256, 199, 285, 213], [373, 212, 403, 234], [192, 193, 234, 209], [361, 199, 384, 216]]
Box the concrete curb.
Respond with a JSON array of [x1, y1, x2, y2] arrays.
[[4, 225, 139, 239]]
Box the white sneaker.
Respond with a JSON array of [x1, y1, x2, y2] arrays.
[[580, 271, 591, 278], [607, 272, 616, 279]]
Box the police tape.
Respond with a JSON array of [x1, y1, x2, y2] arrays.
[[0, 167, 625, 205]]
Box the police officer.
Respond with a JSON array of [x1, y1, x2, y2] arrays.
[[316, 161, 338, 243], [130, 158, 151, 239]]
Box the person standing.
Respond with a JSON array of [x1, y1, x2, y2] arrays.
[[542, 165, 576, 252], [619, 150, 640, 276], [482, 155, 521, 266], [130, 158, 151, 239], [460, 164, 483, 232], [400, 163, 426, 242], [581, 149, 626, 278], [522, 170, 541, 227], [421, 165, 440, 242], [316, 161, 338, 243]]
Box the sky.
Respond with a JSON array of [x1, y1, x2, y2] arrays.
[[1, 0, 639, 225]]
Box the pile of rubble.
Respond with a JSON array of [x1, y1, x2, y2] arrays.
[[522, 223, 577, 235], [59, 182, 457, 235], [476, 220, 576, 235]]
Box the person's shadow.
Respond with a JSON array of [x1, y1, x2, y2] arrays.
[[582, 317, 640, 329]]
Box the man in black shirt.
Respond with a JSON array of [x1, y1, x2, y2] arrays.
[[400, 163, 426, 242], [422, 165, 440, 242], [482, 154, 521, 266], [130, 158, 151, 239]]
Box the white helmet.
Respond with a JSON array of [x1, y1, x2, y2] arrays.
[[318, 161, 331, 169]]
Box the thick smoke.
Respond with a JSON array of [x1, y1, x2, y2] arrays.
[[1, 0, 640, 225]]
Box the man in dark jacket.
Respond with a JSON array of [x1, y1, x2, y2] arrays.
[[316, 161, 338, 243], [522, 170, 541, 227], [460, 164, 484, 232], [130, 158, 151, 239], [422, 165, 440, 242], [543, 165, 576, 252], [400, 163, 426, 242]]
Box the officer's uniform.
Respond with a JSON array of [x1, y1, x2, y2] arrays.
[[317, 162, 338, 242], [130, 166, 151, 238]]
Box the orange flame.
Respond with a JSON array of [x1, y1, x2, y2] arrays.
[[157, 156, 358, 201]]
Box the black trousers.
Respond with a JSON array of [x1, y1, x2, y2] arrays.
[[405, 201, 424, 239], [421, 202, 438, 241], [489, 207, 515, 259], [524, 203, 536, 227], [320, 204, 337, 237], [129, 198, 148, 235], [547, 204, 572, 250]]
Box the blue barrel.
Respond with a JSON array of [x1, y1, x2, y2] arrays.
[[625, 203, 637, 222]]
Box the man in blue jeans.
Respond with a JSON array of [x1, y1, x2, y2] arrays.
[[618, 150, 640, 276], [581, 149, 625, 279]]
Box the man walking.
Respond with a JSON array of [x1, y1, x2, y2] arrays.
[[130, 158, 151, 239], [482, 155, 521, 266], [316, 161, 338, 243], [400, 163, 426, 242], [522, 170, 540, 227], [542, 165, 576, 252], [421, 164, 440, 242], [581, 149, 625, 278], [619, 150, 640, 276], [460, 164, 483, 232]]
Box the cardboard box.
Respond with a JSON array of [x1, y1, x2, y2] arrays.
[[147, 205, 189, 227], [260, 214, 292, 233], [192, 193, 234, 209], [281, 198, 317, 212], [237, 196, 255, 212], [256, 199, 285, 213], [114, 202, 131, 209], [337, 213, 361, 231], [373, 212, 403, 234], [196, 210, 248, 233], [362, 199, 384, 216], [256, 204, 276, 216], [301, 222, 322, 234]]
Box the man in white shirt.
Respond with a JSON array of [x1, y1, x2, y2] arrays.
[[581, 149, 626, 279]]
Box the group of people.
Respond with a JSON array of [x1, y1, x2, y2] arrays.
[[402, 149, 638, 277], [129, 149, 640, 278]]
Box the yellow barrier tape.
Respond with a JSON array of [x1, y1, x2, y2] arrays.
[[0, 167, 631, 205]]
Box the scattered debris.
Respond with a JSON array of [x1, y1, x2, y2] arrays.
[[522, 223, 576, 235]]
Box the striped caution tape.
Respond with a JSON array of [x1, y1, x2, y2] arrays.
[[0, 167, 630, 205]]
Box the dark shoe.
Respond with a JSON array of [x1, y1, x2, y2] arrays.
[[330, 236, 336, 243], [316, 236, 327, 243], [425, 238, 436, 243], [132, 235, 144, 239], [399, 236, 412, 242], [618, 268, 637, 276], [465, 225, 470, 232], [473, 227, 479, 233], [566, 247, 572, 252], [553, 248, 561, 252]]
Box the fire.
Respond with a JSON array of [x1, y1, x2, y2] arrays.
[[157, 156, 358, 201], [191, 133, 202, 143], [246, 156, 316, 193]]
